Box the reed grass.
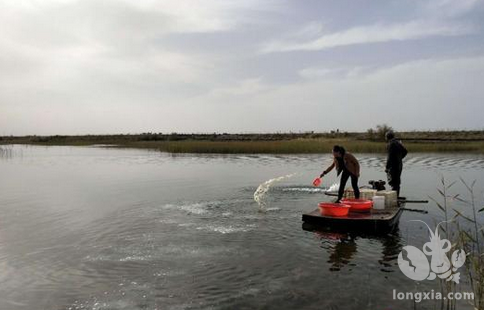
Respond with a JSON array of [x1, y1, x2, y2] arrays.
[[453, 179, 484, 310], [128, 139, 387, 154], [430, 178, 484, 310], [430, 178, 458, 310], [116, 139, 484, 154], [3, 136, 484, 154]]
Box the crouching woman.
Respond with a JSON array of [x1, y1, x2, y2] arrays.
[[320, 145, 360, 203]]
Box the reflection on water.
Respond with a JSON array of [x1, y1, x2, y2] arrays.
[[379, 232, 403, 272], [325, 233, 358, 272], [0, 145, 482, 310], [302, 223, 403, 273], [0, 145, 15, 159]]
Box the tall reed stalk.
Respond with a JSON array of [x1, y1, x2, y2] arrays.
[[429, 177, 458, 310], [453, 179, 484, 309]]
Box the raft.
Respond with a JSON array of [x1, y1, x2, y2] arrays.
[[302, 205, 403, 234]]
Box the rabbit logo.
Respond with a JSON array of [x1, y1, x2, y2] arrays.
[[398, 220, 467, 283]]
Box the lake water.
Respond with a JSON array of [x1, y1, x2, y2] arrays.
[[0, 145, 483, 310]]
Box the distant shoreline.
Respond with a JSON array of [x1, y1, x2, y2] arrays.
[[2, 131, 484, 154]]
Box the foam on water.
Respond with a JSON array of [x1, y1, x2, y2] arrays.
[[264, 207, 281, 212], [178, 203, 209, 215], [196, 224, 256, 234], [162, 202, 215, 215], [281, 187, 326, 193]]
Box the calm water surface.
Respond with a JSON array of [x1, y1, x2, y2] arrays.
[[0, 145, 483, 310]]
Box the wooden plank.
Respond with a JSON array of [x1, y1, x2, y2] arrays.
[[304, 208, 400, 221], [302, 206, 403, 234]]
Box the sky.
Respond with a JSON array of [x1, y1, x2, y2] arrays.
[[1, 0, 484, 135]]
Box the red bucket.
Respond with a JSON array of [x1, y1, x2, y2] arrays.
[[318, 202, 350, 217], [312, 177, 322, 187], [340, 198, 373, 212]]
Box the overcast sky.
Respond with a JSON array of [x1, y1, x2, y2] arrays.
[[1, 0, 484, 135]]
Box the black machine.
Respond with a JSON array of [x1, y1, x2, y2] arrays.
[[369, 180, 386, 191]]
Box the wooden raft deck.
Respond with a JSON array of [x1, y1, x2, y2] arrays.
[[302, 207, 403, 233]]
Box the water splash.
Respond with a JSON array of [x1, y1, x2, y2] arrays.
[[281, 187, 326, 193], [327, 183, 340, 192], [253, 174, 296, 209]]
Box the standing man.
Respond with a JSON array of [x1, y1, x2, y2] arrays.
[[385, 131, 407, 198]]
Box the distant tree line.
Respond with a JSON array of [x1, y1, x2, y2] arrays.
[[366, 124, 394, 141], [2, 128, 484, 144]]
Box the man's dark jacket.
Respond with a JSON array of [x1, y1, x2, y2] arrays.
[[386, 138, 408, 174]]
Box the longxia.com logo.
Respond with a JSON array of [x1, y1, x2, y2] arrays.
[[398, 220, 466, 283], [393, 290, 474, 303], [393, 221, 475, 303]]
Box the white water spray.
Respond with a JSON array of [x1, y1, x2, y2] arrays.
[[253, 173, 296, 208], [327, 183, 340, 192]]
